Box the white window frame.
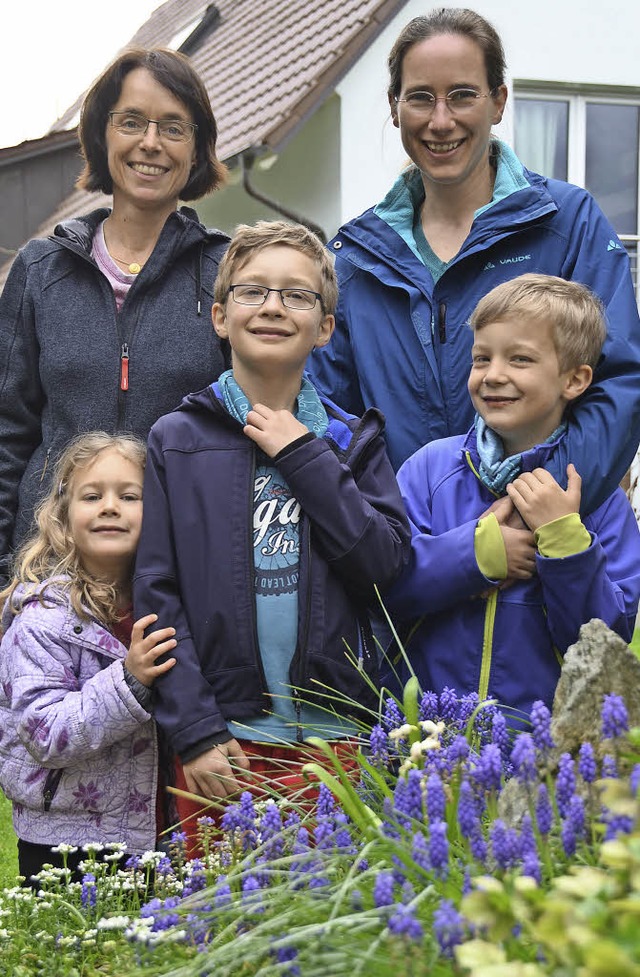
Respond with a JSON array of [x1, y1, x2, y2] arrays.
[[514, 83, 640, 237], [515, 83, 640, 303]]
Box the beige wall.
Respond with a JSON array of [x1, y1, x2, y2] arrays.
[[197, 95, 340, 242]]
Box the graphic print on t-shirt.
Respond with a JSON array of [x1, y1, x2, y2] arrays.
[[253, 465, 300, 596]]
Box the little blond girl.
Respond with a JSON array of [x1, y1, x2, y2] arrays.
[[0, 432, 177, 884]]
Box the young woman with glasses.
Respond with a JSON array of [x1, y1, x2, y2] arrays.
[[309, 7, 640, 518], [0, 49, 230, 578]]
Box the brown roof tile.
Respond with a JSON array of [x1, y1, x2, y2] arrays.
[[1, 0, 408, 281], [53, 0, 409, 159]]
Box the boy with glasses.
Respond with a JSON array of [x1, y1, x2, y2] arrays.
[[134, 220, 409, 842]]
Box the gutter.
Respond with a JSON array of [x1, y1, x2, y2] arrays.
[[240, 149, 327, 244]]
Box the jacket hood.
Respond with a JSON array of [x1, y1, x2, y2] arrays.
[[52, 206, 230, 316], [52, 205, 229, 255], [461, 424, 567, 479], [1, 579, 67, 632], [171, 381, 386, 458]]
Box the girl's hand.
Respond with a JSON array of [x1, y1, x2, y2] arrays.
[[124, 613, 177, 687]]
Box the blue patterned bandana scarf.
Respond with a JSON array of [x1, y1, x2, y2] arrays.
[[475, 414, 566, 494], [216, 370, 328, 438]]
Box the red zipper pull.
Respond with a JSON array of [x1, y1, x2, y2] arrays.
[[120, 343, 129, 391]]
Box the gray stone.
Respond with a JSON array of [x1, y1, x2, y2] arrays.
[[550, 618, 640, 757], [497, 619, 640, 826]]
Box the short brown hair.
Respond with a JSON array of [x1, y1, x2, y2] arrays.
[[214, 220, 338, 314], [77, 47, 226, 200], [387, 8, 506, 101], [469, 274, 606, 370]]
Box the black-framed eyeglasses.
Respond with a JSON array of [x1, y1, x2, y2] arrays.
[[108, 111, 197, 143], [395, 88, 494, 114], [229, 284, 323, 311]]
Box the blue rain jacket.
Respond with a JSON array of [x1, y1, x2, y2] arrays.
[[309, 144, 640, 514], [384, 428, 640, 722]]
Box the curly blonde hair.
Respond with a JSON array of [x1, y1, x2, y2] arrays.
[[1, 432, 146, 627]]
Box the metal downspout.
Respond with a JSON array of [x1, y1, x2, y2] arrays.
[[240, 150, 327, 243]]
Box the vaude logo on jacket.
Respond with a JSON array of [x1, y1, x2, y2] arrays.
[[608, 239, 623, 251], [483, 254, 531, 271]]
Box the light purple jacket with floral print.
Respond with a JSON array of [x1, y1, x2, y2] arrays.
[[0, 583, 158, 854]]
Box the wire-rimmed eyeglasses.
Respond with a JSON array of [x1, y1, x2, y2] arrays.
[[229, 284, 323, 311], [108, 111, 197, 143], [395, 88, 494, 114]]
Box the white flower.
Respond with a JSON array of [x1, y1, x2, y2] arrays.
[[420, 720, 445, 736], [97, 915, 131, 931], [51, 844, 78, 855], [140, 850, 165, 867], [389, 723, 417, 741]]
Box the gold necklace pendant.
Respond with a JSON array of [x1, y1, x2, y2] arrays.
[[108, 250, 144, 274]]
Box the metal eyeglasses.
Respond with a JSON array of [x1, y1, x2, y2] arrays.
[[228, 284, 323, 311], [108, 111, 197, 143], [395, 88, 494, 114]]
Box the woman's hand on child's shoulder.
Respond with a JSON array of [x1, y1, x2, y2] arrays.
[[124, 613, 177, 688]]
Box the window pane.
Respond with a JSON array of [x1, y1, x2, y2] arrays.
[[514, 98, 568, 181], [586, 103, 638, 235]]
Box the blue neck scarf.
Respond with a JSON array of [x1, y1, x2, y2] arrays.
[[475, 415, 567, 494], [217, 370, 328, 438]]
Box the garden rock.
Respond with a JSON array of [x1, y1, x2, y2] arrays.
[[498, 618, 640, 827], [551, 617, 640, 755]]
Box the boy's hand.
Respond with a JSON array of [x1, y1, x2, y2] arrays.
[[124, 613, 177, 687], [485, 495, 537, 582], [480, 495, 528, 530], [493, 499, 536, 588], [182, 740, 251, 800], [507, 464, 581, 531], [244, 404, 308, 457]]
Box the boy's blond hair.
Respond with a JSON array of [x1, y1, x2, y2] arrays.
[[1, 432, 146, 627], [470, 273, 606, 371], [214, 220, 338, 315]]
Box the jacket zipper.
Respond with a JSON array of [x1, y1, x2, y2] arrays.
[[120, 343, 130, 391], [438, 301, 447, 343], [248, 451, 270, 700], [43, 769, 64, 812], [291, 521, 312, 743], [478, 589, 498, 701]]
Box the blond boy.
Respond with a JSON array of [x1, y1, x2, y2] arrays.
[[385, 274, 640, 722]]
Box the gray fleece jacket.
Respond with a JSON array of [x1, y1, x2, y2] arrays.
[[0, 206, 229, 575]]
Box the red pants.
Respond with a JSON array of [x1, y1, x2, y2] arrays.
[[169, 738, 359, 856]]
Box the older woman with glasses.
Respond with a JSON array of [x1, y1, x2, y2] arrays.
[[0, 48, 230, 578], [310, 7, 640, 518]]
